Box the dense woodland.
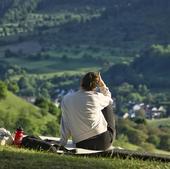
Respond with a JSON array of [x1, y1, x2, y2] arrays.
[[0, 0, 170, 152]]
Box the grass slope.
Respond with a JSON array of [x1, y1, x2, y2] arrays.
[[0, 0, 169, 76], [0, 0, 169, 83], [0, 91, 38, 116], [0, 146, 169, 169], [113, 139, 170, 156], [0, 91, 55, 135], [147, 118, 170, 128]]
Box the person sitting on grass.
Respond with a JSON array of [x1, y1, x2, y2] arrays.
[[60, 72, 115, 150]]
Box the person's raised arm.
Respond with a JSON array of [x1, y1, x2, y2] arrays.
[[97, 72, 111, 98], [98, 72, 106, 87]]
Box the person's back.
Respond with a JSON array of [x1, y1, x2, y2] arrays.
[[60, 72, 115, 150]]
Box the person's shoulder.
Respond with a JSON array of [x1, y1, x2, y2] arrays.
[[64, 90, 78, 99], [86, 91, 102, 98], [95, 91, 103, 95], [95, 91, 109, 98]]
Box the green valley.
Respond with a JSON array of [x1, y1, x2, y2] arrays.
[[0, 0, 170, 157]]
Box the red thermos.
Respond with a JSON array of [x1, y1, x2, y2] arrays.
[[14, 127, 24, 146]]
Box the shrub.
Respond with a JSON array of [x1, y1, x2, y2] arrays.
[[0, 81, 7, 100], [34, 97, 49, 110], [139, 143, 155, 152], [147, 135, 160, 147], [48, 102, 59, 115], [134, 117, 147, 125], [7, 81, 19, 93], [158, 134, 170, 151], [46, 120, 59, 136], [116, 118, 136, 135], [135, 124, 148, 134], [126, 127, 148, 145]]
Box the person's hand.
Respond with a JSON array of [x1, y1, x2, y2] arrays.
[[98, 72, 105, 87]]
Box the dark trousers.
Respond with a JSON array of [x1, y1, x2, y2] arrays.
[[76, 104, 116, 150]]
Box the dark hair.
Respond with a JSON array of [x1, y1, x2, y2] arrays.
[[81, 72, 99, 91]]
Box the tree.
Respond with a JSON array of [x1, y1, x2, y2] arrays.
[[159, 134, 170, 151], [127, 92, 143, 103], [116, 83, 134, 97], [34, 97, 49, 110], [7, 81, 19, 93], [48, 102, 59, 115], [138, 84, 149, 96], [18, 76, 31, 89], [147, 135, 160, 147], [126, 127, 148, 145], [0, 81, 7, 100]]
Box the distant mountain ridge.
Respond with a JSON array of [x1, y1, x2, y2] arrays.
[[0, 0, 170, 48], [0, 0, 170, 78]]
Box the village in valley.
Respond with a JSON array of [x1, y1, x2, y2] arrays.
[[123, 102, 167, 119], [24, 88, 169, 121]]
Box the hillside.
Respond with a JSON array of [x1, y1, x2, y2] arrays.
[[40, 0, 170, 49], [147, 118, 170, 128], [0, 0, 169, 81], [0, 1, 170, 103], [0, 0, 170, 58], [0, 1, 170, 156], [104, 44, 170, 92], [0, 91, 59, 136]]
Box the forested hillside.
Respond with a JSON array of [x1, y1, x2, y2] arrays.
[[105, 45, 170, 89], [0, 0, 170, 152], [0, 0, 170, 106], [0, 0, 170, 48]]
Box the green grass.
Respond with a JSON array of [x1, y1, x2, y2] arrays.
[[0, 91, 56, 135], [154, 149, 170, 156], [0, 146, 169, 169], [4, 55, 101, 74], [113, 140, 170, 156], [113, 140, 140, 151], [11, 66, 99, 82], [147, 118, 170, 128], [0, 39, 133, 75], [0, 91, 38, 116]]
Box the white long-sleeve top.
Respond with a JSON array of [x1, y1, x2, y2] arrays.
[[60, 85, 113, 146]]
